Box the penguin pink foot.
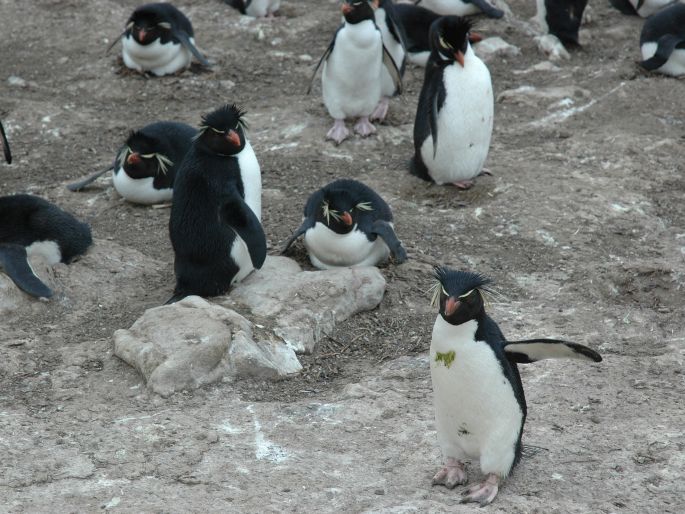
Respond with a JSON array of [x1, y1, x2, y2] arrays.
[[370, 97, 390, 122], [452, 180, 474, 190], [459, 473, 500, 506], [353, 117, 376, 137], [432, 458, 467, 489], [326, 119, 350, 145]]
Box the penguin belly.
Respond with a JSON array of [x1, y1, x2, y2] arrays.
[[375, 9, 405, 97], [122, 36, 192, 76], [112, 167, 173, 204], [420, 0, 481, 16], [304, 222, 389, 269], [236, 141, 262, 221], [430, 317, 522, 476], [26, 240, 62, 265], [420, 55, 493, 185], [407, 51, 430, 67], [229, 234, 254, 285], [641, 42, 685, 77], [246, 0, 281, 17], [322, 21, 383, 120]]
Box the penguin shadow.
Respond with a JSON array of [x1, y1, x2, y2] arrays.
[[398, 173, 497, 211], [112, 56, 213, 78]]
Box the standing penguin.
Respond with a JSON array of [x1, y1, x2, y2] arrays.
[[609, 0, 676, 17], [371, 0, 406, 122], [225, 0, 281, 18], [109, 3, 210, 76], [415, 0, 504, 18], [639, 3, 685, 77], [410, 16, 493, 189], [0, 195, 92, 299], [1, 120, 11, 164], [429, 267, 602, 505], [67, 121, 196, 205], [281, 179, 407, 269], [534, 0, 587, 48], [168, 104, 265, 302], [309, 0, 402, 144]]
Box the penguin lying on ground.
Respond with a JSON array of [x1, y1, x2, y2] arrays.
[[415, 0, 504, 18], [534, 0, 587, 49], [225, 0, 281, 18], [281, 179, 407, 269], [109, 3, 210, 76], [429, 267, 602, 505], [68, 121, 196, 205], [410, 16, 493, 189], [609, 0, 676, 17], [639, 3, 685, 77], [1, 121, 11, 164], [308, 0, 402, 144], [0, 195, 92, 299], [168, 104, 264, 303]]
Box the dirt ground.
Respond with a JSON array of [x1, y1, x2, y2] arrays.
[[1, 0, 684, 512]]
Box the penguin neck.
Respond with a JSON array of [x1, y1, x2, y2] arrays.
[[431, 315, 481, 353], [343, 19, 379, 47]]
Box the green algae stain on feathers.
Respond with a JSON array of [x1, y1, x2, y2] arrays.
[[435, 351, 456, 368]]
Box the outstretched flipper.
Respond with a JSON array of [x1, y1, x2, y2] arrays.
[[281, 217, 315, 254], [66, 167, 113, 192], [306, 31, 338, 95], [371, 219, 407, 264], [641, 34, 684, 71], [174, 30, 211, 67], [503, 338, 602, 363], [468, 0, 505, 19], [1, 121, 11, 164], [0, 244, 53, 298], [382, 44, 403, 95], [220, 195, 267, 269]]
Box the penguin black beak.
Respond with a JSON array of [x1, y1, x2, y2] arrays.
[[127, 152, 141, 165], [341, 3, 353, 15], [445, 297, 460, 316], [455, 51, 465, 67], [226, 130, 240, 147], [341, 211, 353, 226], [469, 32, 483, 44]]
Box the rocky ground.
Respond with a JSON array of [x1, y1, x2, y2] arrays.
[[1, 0, 684, 512]]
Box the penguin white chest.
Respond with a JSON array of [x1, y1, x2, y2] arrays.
[[236, 141, 262, 221], [420, 50, 494, 184], [322, 21, 383, 120], [304, 222, 389, 269], [245, 0, 281, 17], [430, 317, 522, 475], [122, 36, 192, 76], [229, 233, 254, 285], [112, 167, 172, 205], [641, 42, 685, 77], [375, 9, 404, 97], [420, 0, 480, 16]]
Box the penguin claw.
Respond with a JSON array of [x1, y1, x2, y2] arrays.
[[431, 459, 467, 489], [369, 98, 390, 123], [326, 120, 350, 145], [459, 473, 500, 506], [353, 117, 376, 138], [452, 180, 474, 190]]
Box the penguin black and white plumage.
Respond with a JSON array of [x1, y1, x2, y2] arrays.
[[639, 3, 685, 77], [1, 120, 11, 164], [415, 0, 504, 19], [609, 0, 676, 17], [225, 0, 281, 18], [168, 105, 265, 301], [309, 0, 402, 144], [0, 195, 92, 299], [429, 267, 602, 505], [110, 3, 210, 76], [410, 16, 493, 189], [281, 179, 407, 269], [394, 3, 441, 67], [534, 0, 587, 48], [68, 122, 196, 205]]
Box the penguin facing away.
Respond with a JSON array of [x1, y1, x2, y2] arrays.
[[68, 121, 197, 205], [308, 0, 402, 144], [0, 195, 92, 299], [410, 16, 493, 189], [609, 0, 676, 18], [110, 3, 210, 76], [415, 0, 504, 19], [225, 0, 281, 18], [281, 179, 407, 269], [639, 3, 685, 77], [429, 267, 602, 505], [534, 0, 588, 48], [168, 104, 265, 302], [1, 120, 11, 164]]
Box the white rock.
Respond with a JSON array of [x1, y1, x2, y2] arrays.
[[497, 85, 590, 106], [473, 37, 520, 62]]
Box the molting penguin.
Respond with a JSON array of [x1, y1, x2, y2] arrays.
[[225, 0, 281, 18], [534, 0, 587, 48], [415, 0, 504, 18], [308, 0, 402, 144], [281, 178, 407, 269], [1, 120, 11, 164], [429, 267, 602, 505], [110, 3, 210, 76], [410, 16, 493, 189], [639, 3, 685, 77], [68, 121, 196, 205], [168, 104, 265, 302], [609, 0, 676, 17], [0, 195, 92, 299]]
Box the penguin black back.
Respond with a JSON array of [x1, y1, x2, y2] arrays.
[[127, 3, 194, 45], [394, 3, 440, 55]]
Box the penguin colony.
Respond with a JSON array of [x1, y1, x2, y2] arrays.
[[1, 0, 678, 506]]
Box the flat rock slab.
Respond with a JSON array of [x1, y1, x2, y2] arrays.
[[474, 37, 520, 62]]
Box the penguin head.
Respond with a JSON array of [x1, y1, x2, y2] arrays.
[[126, 5, 174, 45], [429, 16, 473, 67], [196, 104, 248, 156], [316, 188, 374, 235], [545, 0, 587, 48], [117, 130, 172, 178], [341, 0, 378, 24], [432, 267, 492, 325]]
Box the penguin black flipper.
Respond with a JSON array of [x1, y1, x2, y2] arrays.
[[382, 44, 403, 95], [281, 218, 315, 254], [1, 121, 12, 164], [428, 68, 447, 158], [219, 193, 267, 269], [467, 0, 505, 19], [0, 244, 53, 298], [381, 0, 409, 50], [307, 31, 339, 95], [106, 31, 126, 54], [66, 167, 113, 192], [503, 338, 602, 363], [370, 220, 407, 263], [225, 0, 248, 15], [640, 34, 685, 71], [173, 29, 211, 67]]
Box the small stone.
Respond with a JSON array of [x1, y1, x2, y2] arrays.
[[374, 489, 385, 495], [8, 75, 27, 87]]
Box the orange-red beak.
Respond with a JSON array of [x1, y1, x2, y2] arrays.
[[138, 28, 147, 42], [226, 129, 240, 147], [341, 211, 353, 226], [341, 3, 353, 15], [469, 32, 483, 44], [127, 152, 141, 165], [455, 50, 465, 67], [445, 297, 460, 316]]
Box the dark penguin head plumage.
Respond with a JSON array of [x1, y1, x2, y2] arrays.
[[316, 185, 377, 235], [0, 120, 11, 164], [342, 0, 377, 24], [429, 16, 473, 67], [432, 267, 492, 325], [117, 130, 173, 180], [544, 0, 587, 47], [196, 104, 248, 156], [126, 3, 192, 46]]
